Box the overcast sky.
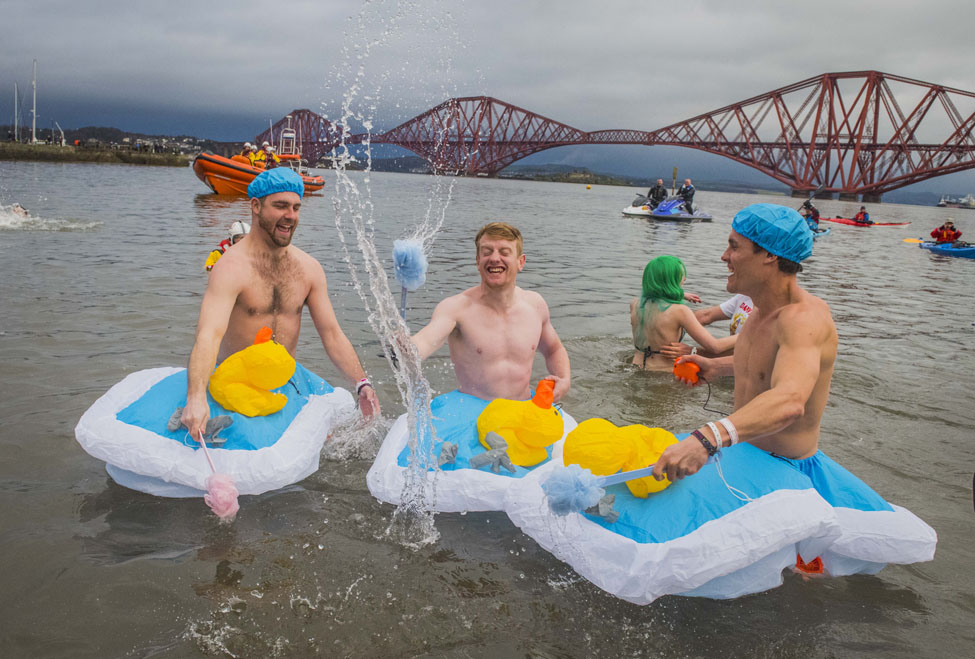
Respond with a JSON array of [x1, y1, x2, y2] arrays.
[[4, 0, 974, 143]]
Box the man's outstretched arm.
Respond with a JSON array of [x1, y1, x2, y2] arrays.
[[306, 262, 380, 418]]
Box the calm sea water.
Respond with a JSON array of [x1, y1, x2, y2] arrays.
[[1, 161, 973, 658]]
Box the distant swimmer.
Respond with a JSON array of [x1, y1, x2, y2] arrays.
[[10, 203, 29, 217], [647, 178, 668, 209], [408, 222, 571, 403], [630, 255, 735, 370], [677, 178, 695, 214], [931, 218, 962, 243], [205, 221, 250, 272]]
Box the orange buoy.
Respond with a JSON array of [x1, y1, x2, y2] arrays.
[[673, 358, 700, 384]]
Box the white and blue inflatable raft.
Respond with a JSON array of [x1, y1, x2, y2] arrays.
[[75, 365, 355, 497], [367, 390, 578, 513], [504, 442, 936, 604]]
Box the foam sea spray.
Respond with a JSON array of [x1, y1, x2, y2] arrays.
[[323, 0, 472, 547]]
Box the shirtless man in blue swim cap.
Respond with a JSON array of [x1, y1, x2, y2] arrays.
[[653, 203, 837, 481], [180, 169, 380, 439]]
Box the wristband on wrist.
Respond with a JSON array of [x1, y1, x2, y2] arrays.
[[718, 417, 738, 446], [705, 421, 723, 452], [690, 347, 698, 355], [356, 378, 372, 395], [691, 429, 717, 457]]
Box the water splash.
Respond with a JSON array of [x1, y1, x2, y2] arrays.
[[323, 0, 474, 548]]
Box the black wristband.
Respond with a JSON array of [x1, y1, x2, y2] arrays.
[[691, 429, 717, 457], [356, 381, 373, 396]]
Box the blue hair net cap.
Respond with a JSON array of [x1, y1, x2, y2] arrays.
[[247, 168, 305, 199], [732, 203, 813, 263]]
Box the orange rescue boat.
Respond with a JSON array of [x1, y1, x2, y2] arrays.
[[192, 151, 325, 196]]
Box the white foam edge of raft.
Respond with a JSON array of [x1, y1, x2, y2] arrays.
[[75, 367, 356, 496]]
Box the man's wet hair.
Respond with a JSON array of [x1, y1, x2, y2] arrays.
[[751, 242, 803, 273], [475, 222, 523, 255]]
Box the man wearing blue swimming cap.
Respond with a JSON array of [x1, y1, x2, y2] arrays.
[[653, 203, 838, 481], [181, 168, 380, 438]]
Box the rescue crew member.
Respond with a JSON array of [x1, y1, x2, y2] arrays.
[[252, 141, 270, 168], [205, 221, 250, 272], [264, 145, 281, 170], [240, 142, 256, 165]]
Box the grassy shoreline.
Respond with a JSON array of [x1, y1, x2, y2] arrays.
[[0, 142, 189, 167]]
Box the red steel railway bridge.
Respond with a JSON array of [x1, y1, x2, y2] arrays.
[[256, 71, 975, 201]]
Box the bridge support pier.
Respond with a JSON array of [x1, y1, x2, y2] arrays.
[[861, 193, 883, 203], [838, 193, 859, 202]]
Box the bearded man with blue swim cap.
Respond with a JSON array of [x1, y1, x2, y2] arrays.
[[653, 203, 837, 481], [181, 168, 380, 438]]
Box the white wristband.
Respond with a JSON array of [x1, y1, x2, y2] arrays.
[[690, 347, 698, 355], [356, 378, 372, 395], [718, 417, 738, 446], [705, 421, 723, 452]]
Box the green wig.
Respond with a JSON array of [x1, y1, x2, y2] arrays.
[[639, 255, 686, 313]]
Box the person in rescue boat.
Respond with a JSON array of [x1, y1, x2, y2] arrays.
[[264, 145, 281, 170], [205, 221, 250, 272], [252, 141, 269, 168], [239, 142, 256, 165], [930, 219, 962, 243]]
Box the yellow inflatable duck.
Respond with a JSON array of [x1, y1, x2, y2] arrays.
[[563, 418, 679, 497], [476, 379, 564, 467], [207, 327, 297, 417]]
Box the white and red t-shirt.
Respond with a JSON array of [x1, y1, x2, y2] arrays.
[[718, 294, 754, 335]]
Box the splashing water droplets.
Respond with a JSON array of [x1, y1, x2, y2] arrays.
[[323, 0, 470, 549]]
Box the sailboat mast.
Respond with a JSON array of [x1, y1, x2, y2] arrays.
[[13, 82, 18, 143], [31, 59, 37, 144]]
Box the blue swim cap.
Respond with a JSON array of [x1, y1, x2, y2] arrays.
[[247, 168, 304, 199], [731, 203, 813, 263]]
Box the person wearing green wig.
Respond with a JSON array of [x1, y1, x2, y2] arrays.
[[630, 255, 737, 370]]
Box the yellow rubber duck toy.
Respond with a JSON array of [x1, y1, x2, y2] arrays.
[[563, 418, 679, 497], [476, 379, 564, 467], [207, 327, 296, 417]]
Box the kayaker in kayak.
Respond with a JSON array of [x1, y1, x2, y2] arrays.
[[931, 219, 962, 243], [677, 179, 696, 214], [630, 255, 735, 371], [647, 179, 668, 209], [800, 200, 823, 232], [853, 206, 873, 225]]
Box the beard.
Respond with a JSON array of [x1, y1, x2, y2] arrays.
[[257, 210, 295, 247]]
